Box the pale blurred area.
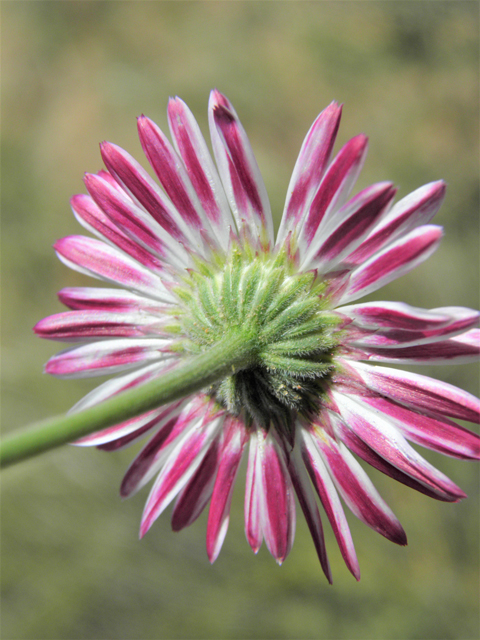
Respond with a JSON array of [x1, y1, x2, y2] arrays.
[[1, 3, 479, 639]]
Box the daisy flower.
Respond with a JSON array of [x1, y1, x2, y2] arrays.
[[35, 90, 480, 582]]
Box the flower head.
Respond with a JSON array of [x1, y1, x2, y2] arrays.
[[35, 90, 480, 581]]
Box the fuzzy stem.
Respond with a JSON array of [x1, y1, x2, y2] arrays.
[[1, 330, 258, 469]]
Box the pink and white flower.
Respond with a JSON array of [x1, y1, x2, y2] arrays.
[[35, 90, 480, 582]]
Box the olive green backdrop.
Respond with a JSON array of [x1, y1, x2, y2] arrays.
[[2, 2, 479, 639]]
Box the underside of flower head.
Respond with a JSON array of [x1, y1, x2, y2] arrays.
[[35, 89, 480, 582], [171, 238, 342, 438]]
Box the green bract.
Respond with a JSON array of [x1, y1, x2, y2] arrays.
[[171, 240, 341, 435]]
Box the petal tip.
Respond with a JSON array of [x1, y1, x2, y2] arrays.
[[32, 319, 43, 335], [391, 526, 408, 547], [139, 520, 150, 539], [212, 103, 235, 125]]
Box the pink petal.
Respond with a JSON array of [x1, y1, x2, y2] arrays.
[[54, 235, 174, 303], [244, 429, 264, 553], [45, 338, 173, 378], [260, 431, 296, 565], [98, 410, 181, 452], [171, 436, 221, 532], [288, 437, 332, 582], [349, 328, 480, 365], [333, 419, 456, 501], [209, 89, 273, 244], [58, 287, 168, 314], [83, 173, 180, 264], [336, 301, 458, 331], [75, 403, 181, 448], [96, 168, 123, 191], [71, 194, 166, 273], [332, 393, 467, 501], [206, 417, 248, 563], [359, 394, 480, 461], [168, 96, 234, 247], [338, 225, 443, 304], [342, 305, 480, 347], [34, 310, 164, 341], [304, 182, 396, 270], [311, 418, 407, 545], [121, 397, 211, 498], [120, 419, 183, 498], [137, 116, 215, 239], [277, 102, 342, 245], [346, 180, 446, 265], [300, 427, 360, 580], [140, 413, 224, 537], [299, 134, 369, 248], [346, 360, 480, 424], [68, 362, 174, 413], [100, 141, 194, 249]]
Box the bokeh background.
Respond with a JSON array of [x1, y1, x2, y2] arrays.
[[2, 2, 479, 639]]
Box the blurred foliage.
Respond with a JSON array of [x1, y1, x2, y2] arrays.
[[1, 2, 479, 639]]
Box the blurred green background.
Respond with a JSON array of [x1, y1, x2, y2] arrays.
[[1, 2, 479, 639]]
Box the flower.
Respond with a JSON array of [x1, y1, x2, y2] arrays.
[[35, 90, 480, 582]]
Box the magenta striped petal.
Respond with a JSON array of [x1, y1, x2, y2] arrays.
[[337, 301, 453, 330], [171, 436, 221, 532], [120, 397, 207, 498], [96, 169, 122, 191], [71, 194, 166, 274], [288, 439, 332, 582], [259, 431, 296, 565], [58, 287, 167, 313], [83, 173, 180, 263], [139, 413, 224, 538], [209, 90, 273, 244], [34, 310, 164, 341], [299, 134, 369, 249], [168, 96, 234, 247], [341, 304, 480, 346], [311, 419, 407, 545], [152, 397, 217, 459], [346, 360, 480, 424], [54, 236, 174, 303], [75, 403, 180, 448], [333, 419, 457, 501], [45, 338, 173, 378], [96, 418, 163, 451], [120, 417, 183, 498], [137, 116, 216, 239], [304, 182, 396, 270], [339, 225, 443, 304], [98, 405, 184, 452], [346, 180, 446, 265], [300, 427, 360, 580], [84, 173, 165, 251], [69, 362, 174, 413], [349, 328, 480, 365], [359, 394, 480, 460], [71, 192, 127, 238], [244, 429, 264, 553], [100, 141, 194, 248], [277, 102, 342, 244], [207, 417, 248, 563], [332, 393, 466, 501]]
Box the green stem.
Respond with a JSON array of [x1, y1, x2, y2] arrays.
[[1, 330, 257, 469]]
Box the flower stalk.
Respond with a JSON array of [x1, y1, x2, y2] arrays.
[[0, 330, 258, 469]]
